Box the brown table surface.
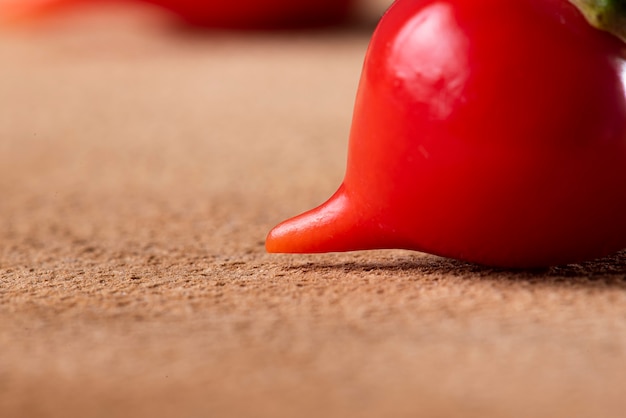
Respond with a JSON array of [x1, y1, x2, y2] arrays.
[[1, 3, 626, 417]]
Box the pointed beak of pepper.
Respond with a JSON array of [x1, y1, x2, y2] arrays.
[[266, 184, 384, 253]]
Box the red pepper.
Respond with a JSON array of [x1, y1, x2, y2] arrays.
[[143, 0, 354, 29], [0, 0, 354, 28], [266, 0, 626, 268]]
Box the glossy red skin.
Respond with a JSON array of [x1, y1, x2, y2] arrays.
[[266, 0, 626, 268], [1, 0, 354, 28]]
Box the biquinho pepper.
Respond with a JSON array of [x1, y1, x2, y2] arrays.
[[266, 0, 626, 268], [0, 0, 354, 29]]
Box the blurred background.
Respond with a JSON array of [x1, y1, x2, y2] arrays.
[[0, 0, 394, 257]]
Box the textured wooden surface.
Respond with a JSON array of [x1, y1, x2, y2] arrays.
[[1, 3, 626, 417]]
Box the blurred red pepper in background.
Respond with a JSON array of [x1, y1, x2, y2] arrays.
[[0, 0, 355, 28]]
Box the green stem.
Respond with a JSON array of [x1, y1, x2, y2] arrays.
[[569, 0, 626, 43]]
